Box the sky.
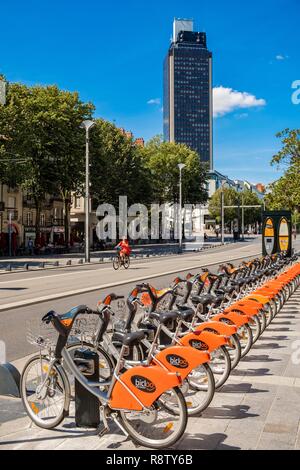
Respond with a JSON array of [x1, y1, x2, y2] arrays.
[[0, 0, 299, 184]]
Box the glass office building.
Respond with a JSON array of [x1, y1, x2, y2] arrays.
[[164, 19, 213, 169]]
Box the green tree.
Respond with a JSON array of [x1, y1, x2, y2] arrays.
[[266, 128, 300, 228], [209, 187, 239, 225], [89, 119, 153, 208], [0, 82, 94, 243], [209, 188, 262, 228], [141, 136, 208, 205], [271, 128, 300, 167]]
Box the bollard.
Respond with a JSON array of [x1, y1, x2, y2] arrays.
[[78, 259, 83, 264], [39, 262, 45, 269], [24, 263, 29, 270], [5, 264, 11, 272], [66, 260, 72, 266], [54, 261, 59, 267], [99, 258, 103, 263], [0, 363, 21, 398], [74, 349, 100, 428]]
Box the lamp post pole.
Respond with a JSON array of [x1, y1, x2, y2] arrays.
[[178, 163, 186, 252], [8, 211, 12, 257], [80, 120, 95, 263], [221, 189, 225, 245]]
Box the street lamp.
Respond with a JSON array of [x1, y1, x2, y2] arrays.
[[178, 163, 186, 252], [220, 180, 226, 245], [80, 119, 95, 263]]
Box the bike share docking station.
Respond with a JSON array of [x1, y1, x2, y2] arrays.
[[73, 348, 100, 428], [262, 211, 292, 257]]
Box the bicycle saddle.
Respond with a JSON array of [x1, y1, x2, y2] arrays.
[[122, 330, 146, 347], [175, 305, 194, 322], [191, 294, 215, 305], [149, 310, 178, 325]]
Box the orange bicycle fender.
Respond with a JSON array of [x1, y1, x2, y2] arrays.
[[153, 346, 210, 380], [235, 299, 264, 310], [179, 330, 228, 352], [213, 312, 249, 327], [225, 305, 260, 317], [195, 321, 237, 336], [245, 294, 271, 304], [109, 365, 180, 411]]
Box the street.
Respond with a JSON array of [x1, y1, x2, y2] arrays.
[[1, 283, 300, 450], [0, 240, 262, 362]]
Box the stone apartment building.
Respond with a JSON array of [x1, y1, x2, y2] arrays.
[[0, 183, 65, 254]]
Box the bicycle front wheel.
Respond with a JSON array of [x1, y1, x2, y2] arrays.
[[119, 386, 187, 449], [21, 355, 70, 429], [113, 257, 120, 270]]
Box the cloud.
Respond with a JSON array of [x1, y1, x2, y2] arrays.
[[235, 113, 249, 120], [213, 86, 266, 118], [276, 54, 288, 61], [147, 98, 161, 105]]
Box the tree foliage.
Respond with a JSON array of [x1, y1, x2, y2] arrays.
[[141, 136, 208, 205], [0, 83, 94, 240], [209, 188, 262, 226], [267, 129, 300, 225], [89, 120, 152, 208]]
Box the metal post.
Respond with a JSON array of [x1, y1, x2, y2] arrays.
[[221, 189, 225, 245], [178, 163, 186, 252], [242, 195, 245, 240], [8, 211, 12, 257], [80, 120, 95, 263], [179, 168, 182, 251], [85, 128, 90, 263]]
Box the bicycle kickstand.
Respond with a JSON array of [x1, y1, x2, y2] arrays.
[[98, 405, 110, 438]]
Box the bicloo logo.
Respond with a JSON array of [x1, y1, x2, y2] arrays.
[[189, 339, 208, 351], [292, 81, 300, 105], [131, 375, 156, 393], [291, 340, 300, 365], [0, 340, 6, 364], [166, 354, 188, 369]]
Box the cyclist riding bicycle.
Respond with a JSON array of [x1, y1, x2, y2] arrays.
[[115, 237, 131, 262]]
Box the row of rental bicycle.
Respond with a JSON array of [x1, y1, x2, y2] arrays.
[[21, 251, 300, 449]]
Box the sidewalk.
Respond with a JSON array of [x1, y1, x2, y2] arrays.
[[1, 289, 300, 450], [0, 237, 254, 267]]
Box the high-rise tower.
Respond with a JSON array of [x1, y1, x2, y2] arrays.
[[164, 19, 213, 169]]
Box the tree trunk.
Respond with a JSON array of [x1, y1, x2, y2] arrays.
[[34, 197, 41, 248], [63, 193, 71, 248]]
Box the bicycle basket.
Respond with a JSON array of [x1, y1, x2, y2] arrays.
[[26, 318, 58, 350], [69, 313, 101, 344]]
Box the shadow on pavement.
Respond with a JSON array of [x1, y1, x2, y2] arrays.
[[202, 404, 259, 420], [232, 368, 272, 377], [219, 383, 268, 394], [175, 432, 241, 450], [241, 354, 281, 363]]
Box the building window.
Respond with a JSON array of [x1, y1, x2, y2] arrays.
[[27, 212, 33, 226], [75, 196, 81, 209], [7, 196, 16, 209]]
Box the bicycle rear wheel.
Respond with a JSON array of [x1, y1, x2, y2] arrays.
[[123, 255, 130, 269], [21, 355, 69, 429], [119, 386, 187, 449]]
